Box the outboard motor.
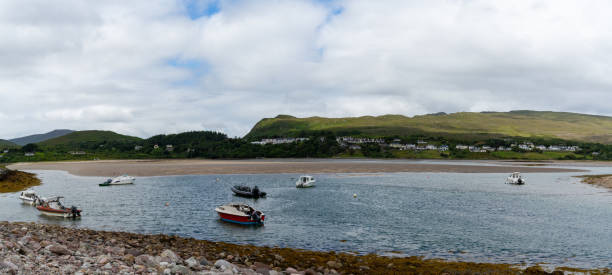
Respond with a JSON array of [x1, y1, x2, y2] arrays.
[[250, 211, 261, 223], [71, 206, 80, 218]]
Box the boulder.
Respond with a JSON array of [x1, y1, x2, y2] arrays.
[[185, 257, 199, 269], [97, 255, 112, 265], [47, 244, 71, 255], [135, 254, 158, 268], [214, 259, 235, 271], [171, 264, 191, 274], [160, 249, 182, 264]]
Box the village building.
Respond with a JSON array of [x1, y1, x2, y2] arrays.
[[166, 145, 174, 152]]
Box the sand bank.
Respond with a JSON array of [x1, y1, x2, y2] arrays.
[[576, 174, 612, 190], [8, 159, 586, 177]]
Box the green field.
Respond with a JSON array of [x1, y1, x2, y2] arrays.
[[246, 111, 612, 144]]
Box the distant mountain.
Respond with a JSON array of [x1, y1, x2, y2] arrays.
[[0, 139, 18, 148], [246, 111, 612, 144], [10, 129, 74, 145], [39, 130, 142, 146]]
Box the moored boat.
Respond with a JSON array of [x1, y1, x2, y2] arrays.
[[36, 196, 82, 218], [505, 172, 525, 185], [296, 175, 316, 188], [19, 190, 40, 205], [215, 203, 265, 225], [231, 185, 267, 198], [99, 175, 135, 186]]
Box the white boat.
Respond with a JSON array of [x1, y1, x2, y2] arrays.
[[506, 172, 525, 185], [100, 175, 135, 186], [19, 190, 40, 205], [296, 175, 316, 188], [36, 196, 82, 218]]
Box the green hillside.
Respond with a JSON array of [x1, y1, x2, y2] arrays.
[[246, 111, 612, 144], [39, 130, 142, 147], [0, 139, 18, 148]]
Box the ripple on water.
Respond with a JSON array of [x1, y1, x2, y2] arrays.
[[0, 169, 610, 269]]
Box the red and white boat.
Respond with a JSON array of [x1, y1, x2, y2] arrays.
[[215, 203, 265, 225], [36, 196, 82, 218]]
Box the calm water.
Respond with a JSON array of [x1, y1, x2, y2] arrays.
[[1, 165, 611, 269]]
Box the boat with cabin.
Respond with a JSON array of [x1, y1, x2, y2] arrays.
[[296, 175, 316, 188], [99, 175, 135, 186], [506, 172, 525, 185], [19, 190, 40, 205], [231, 185, 267, 198], [215, 203, 265, 225], [36, 196, 82, 218]]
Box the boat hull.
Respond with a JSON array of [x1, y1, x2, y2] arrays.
[[36, 206, 81, 218], [231, 187, 266, 198], [217, 212, 265, 225], [19, 197, 36, 205]]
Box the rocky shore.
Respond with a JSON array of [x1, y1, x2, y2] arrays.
[[1, 222, 608, 275]]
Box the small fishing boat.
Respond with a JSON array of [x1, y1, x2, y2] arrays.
[[99, 175, 135, 186], [231, 185, 267, 198], [215, 203, 265, 225], [296, 175, 316, 188], [505, 172, 525, 185], [19, 190, 40, 205], [36, 196, 82, 218]]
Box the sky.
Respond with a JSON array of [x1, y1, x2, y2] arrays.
[[2, 0, 612, 139]]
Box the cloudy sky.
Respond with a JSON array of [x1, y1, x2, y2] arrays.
[[1, 0, 612, 138]]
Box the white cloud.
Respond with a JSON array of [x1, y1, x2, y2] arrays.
[[2, 0, 612, 139]]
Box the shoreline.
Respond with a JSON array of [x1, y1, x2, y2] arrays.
[[2, 221, 607, 274], [576, 174, 612, 190], [7, 159, 587, 177]]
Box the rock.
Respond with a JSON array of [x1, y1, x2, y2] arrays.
[[135, 254, 158, 268], [268, 271, 281, 275], [171, 264, 191, 274], [97, 254, 112, 265], [1, 260, 18, 271], [164, 268, 172, 275], [103, 262, 112, 269], [214, 259, 235, 271], [160, 249, 182, 264], [286, 267, 299, 274], [122, 254, 135, 265], [124, 248, 143, 256], [185, 257, 199, 268], [304, 268, 317, 275], [47, 244, 71, 255], [199, 257, 209, 266], [326, 261, 336, 268]]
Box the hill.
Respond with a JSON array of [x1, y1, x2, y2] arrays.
[[0, 139, 17, 148], [10, 129, 74, 145], [39, 130, 142, 147], [246, 111, 612, 144]]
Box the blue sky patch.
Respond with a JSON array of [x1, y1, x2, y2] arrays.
[[167, 57, 210, 86], [184, 0, 220, 20]]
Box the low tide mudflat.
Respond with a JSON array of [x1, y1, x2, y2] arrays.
[[7, 159, 587, 177]]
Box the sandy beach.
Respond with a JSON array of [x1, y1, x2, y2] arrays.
[[7, 159, 586, 177]]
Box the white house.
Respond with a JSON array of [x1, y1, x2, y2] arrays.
[[166, 145, 174, 152], [456, 145, 468, 150]]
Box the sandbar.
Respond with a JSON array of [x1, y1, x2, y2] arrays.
[[8, 159, 586, 177]]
